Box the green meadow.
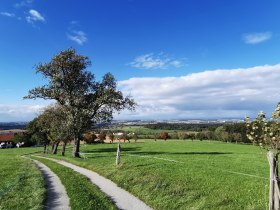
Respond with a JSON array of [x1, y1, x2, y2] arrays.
[[0, 148, 45, 210], [40, 140, 269, 210]]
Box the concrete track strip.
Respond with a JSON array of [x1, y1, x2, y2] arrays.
[[31, 159, 71, 210]]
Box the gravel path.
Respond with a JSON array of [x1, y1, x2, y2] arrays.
[[33, 156, 153, 210], [31, 159, 71, 210]]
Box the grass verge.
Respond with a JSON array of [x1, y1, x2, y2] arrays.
[[31, 156, 116, 210], [0, 148, 45, 210]]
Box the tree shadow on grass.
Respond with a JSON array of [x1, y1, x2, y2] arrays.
[[82, 147, 142, 153], [129, 151, 233, 155]]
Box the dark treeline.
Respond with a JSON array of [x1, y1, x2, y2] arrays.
[[145, 123, 223, 132], [144, 122, 249, 143]]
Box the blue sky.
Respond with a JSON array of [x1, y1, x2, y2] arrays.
[[1, 0, 280, 121]]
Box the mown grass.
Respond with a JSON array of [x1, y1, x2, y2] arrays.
[[0, 147, 45, 210], [31, 156, 116, 210], [41, 140, 269, 210]]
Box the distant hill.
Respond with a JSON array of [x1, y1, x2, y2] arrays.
[[0, 122, 27, 130]]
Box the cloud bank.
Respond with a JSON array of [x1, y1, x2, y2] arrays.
[[0, 104, 45, 122], [118, 64, 280, 120], [2, 64, 280, 121]]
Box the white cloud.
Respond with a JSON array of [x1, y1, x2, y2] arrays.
[[0, 12, 16, 17], [243, 32, 272, 44], [117, 64, 280, 119], [67, 31, 88, 45], [26, 9, 45, 24], [128, 53, 185, 70], [14, 0, 33, 8], [0, 104, 46, 122]]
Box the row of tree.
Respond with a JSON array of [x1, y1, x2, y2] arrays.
[[145, 123, 222, 132]]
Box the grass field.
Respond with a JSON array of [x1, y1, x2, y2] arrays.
[[0, 148, 45, 210], [40, 140, 269, 210]]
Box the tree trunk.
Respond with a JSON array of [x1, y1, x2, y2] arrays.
[[52, 142, 59, 154], [43, 144, 47, 154], [51, 143, 55, 153], [72, 137, 80, 157], [61, 142, 67, 156]]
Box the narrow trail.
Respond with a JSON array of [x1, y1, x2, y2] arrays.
[[33, 155, 153, 210], [31, 159, 71, 210]]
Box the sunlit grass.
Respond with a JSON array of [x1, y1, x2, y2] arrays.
[[0, 148, 45, 210], [42, 140, 269, 210], [31, 156, 116, 210]]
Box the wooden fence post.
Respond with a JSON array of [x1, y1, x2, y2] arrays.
[[116, 143, 121, 165], [268, 151, 280, 210]]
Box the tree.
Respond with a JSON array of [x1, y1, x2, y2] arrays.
[[25, 48, 135, 157], [37, 104, 73, 155], [108, 131, 115, 143], [13, 133, 34, 147], [83, 132, 97, 144], [245, 105, 280, 208], [98, 130, 107, 143], [26, 117, 49, 152], [178, 132, 188, 140], [120, 132, 130, 143], [214, 126, 229, 142], [159, 132, 169, 141], [132, 133, 138, 142]]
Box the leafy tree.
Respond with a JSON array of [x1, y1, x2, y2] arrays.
[[214, 126, 229, 142], [98, 130, 107, 143], [178, 132, 188, 140], [25, 48, 135, 157], [245, 104, 280, 208], [120, 132, 130, 143], [83, 132, 97, 144], [26, 117, 49, 152], [159, 132, 169, 141], [108, 131, 115, 143], [13, 133, 34, 147], [132, 133, 138, 142], [170, 131, 179, 139], [37, 105, 73, 155]]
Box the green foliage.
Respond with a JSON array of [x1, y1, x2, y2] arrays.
[[98, 130, 106, 142], [27, 117, 49, 146], [246, 103, 280, 150], [25, 48, 135, 157], [120, 132, 131, 142], [159, 132, 169, 140], [83, 132, 97, 144], [13, 133, 34, 147]]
